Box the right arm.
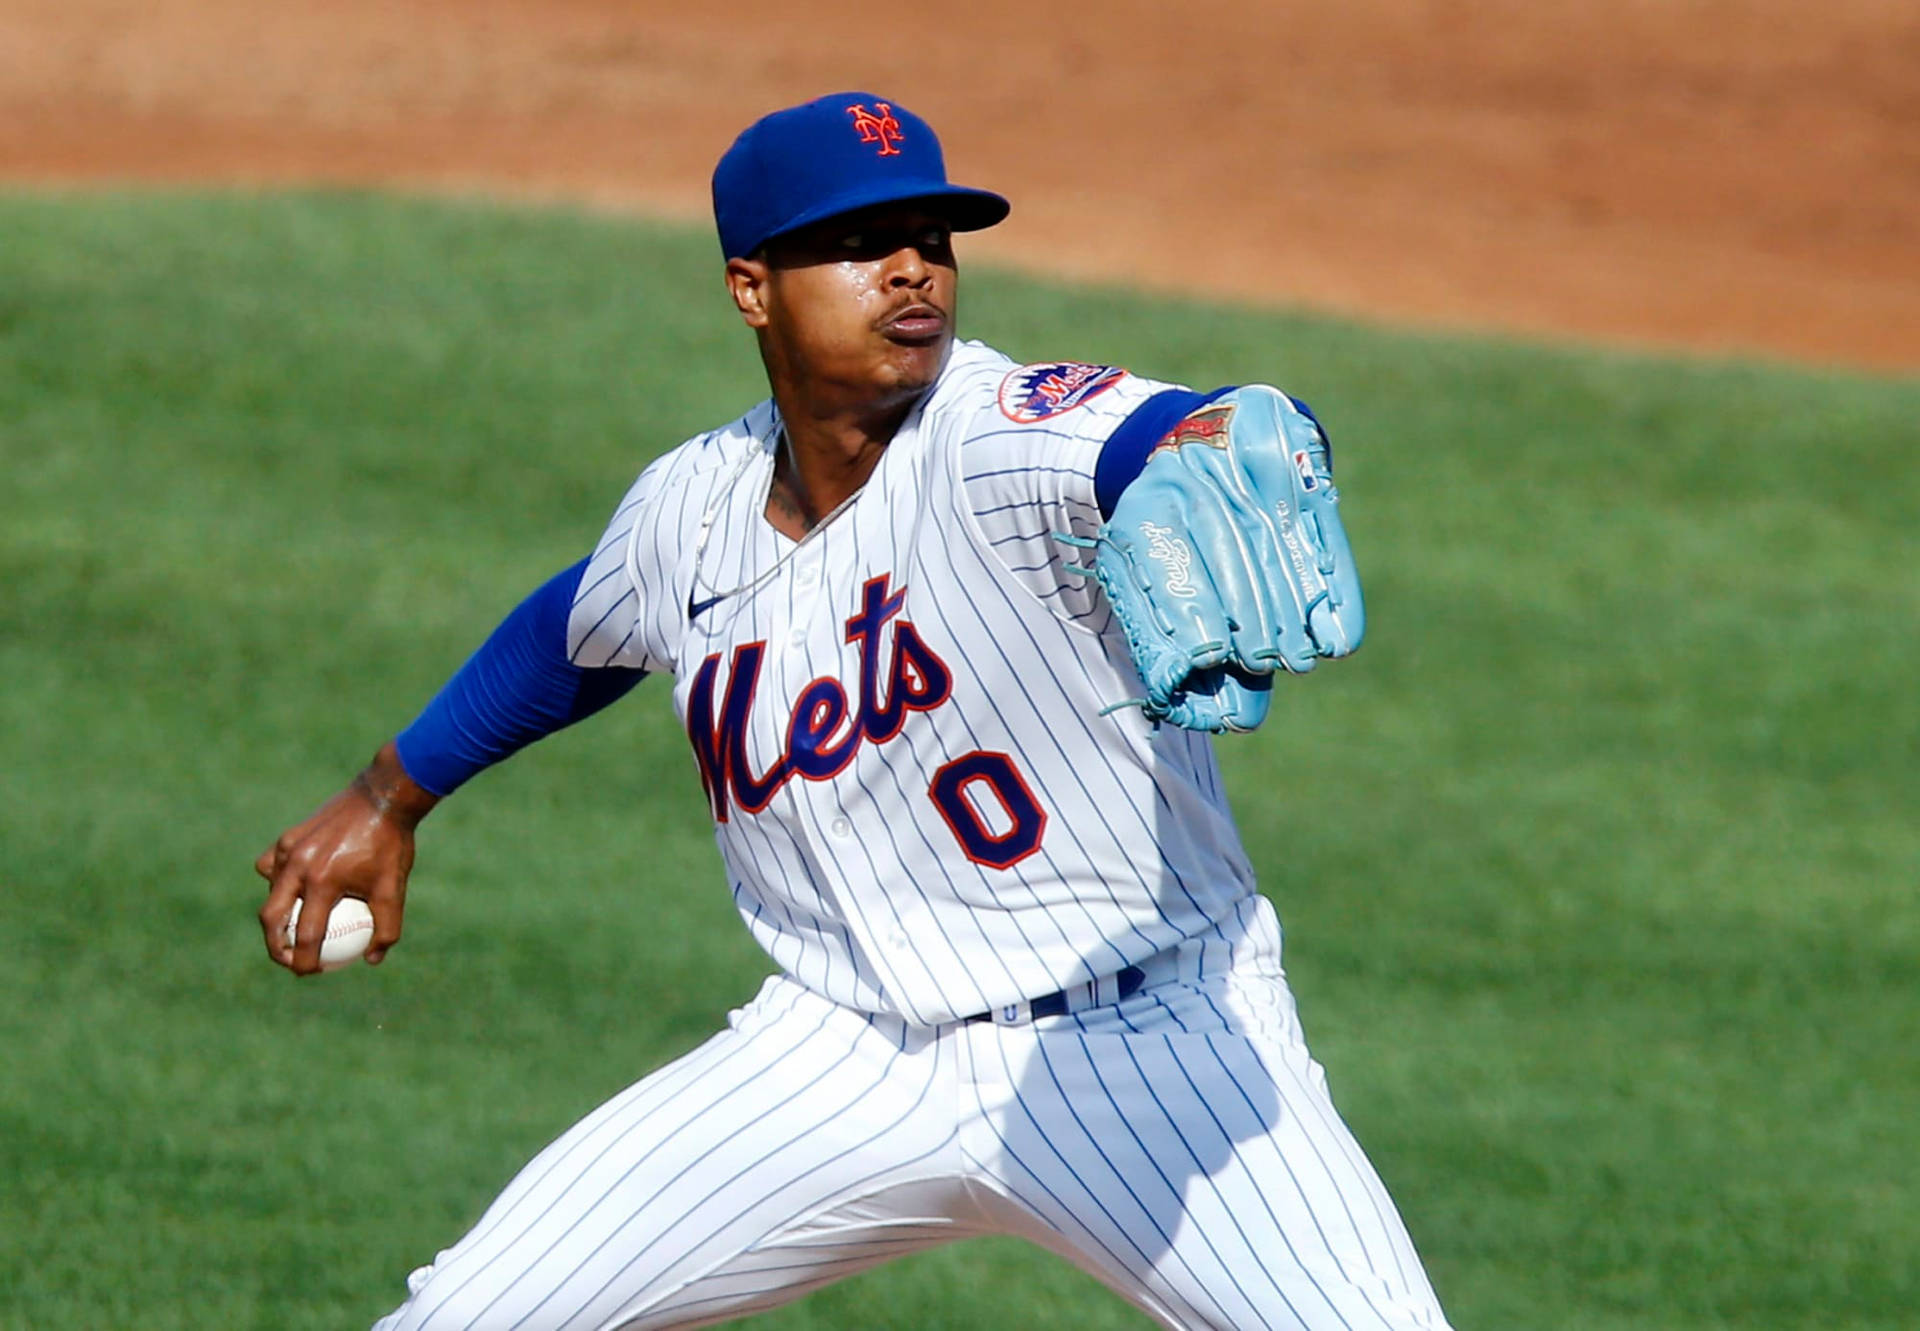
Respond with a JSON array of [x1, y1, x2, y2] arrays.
[[255, 740, 439, 974], [255, 558, 647, 975]]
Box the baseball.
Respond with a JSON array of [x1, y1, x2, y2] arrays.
[[284, 896, 375, 971]]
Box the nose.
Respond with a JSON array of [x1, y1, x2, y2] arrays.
[[884, 241, 932, 289]]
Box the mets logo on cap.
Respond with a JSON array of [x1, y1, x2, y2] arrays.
[[997, 362, 1129, 423], [847, 102, 905, 156]]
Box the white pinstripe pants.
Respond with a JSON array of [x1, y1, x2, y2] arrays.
[[374, 905, 1451, 1331]]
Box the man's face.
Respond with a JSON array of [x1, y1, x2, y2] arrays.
[[731, 205, 959, 409]]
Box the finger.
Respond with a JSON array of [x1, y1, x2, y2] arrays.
[[288, 879, 344, 977], [363, 873, 407, 966], [257, 852, 306, 970]]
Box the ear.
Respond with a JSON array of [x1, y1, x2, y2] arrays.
[[726, 256, 772, 329]]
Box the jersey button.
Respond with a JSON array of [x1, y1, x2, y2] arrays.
[[788, 628, 807, 647], [830, 817, 851, 838], [797, 564, 818, 586]]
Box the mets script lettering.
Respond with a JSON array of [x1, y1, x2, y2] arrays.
[[846, 102, 905, 156], [688, 574, 953, 821]]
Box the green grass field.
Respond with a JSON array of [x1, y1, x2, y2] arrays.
[[2, 191, 1914, 1330]]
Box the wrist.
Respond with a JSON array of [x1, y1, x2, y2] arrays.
[[356, 741, 442, 829]]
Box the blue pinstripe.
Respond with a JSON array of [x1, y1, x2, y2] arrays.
[[1022, 1034, 1235, 1324], [496, 1040, 879, 1328], [970, 495, 1102, 519], [534, 1038, 941, 1327], [1172, 1039, 1372, 1327], [904, 577, 1151, 967], [982, 1041, 1179, 1297], [1258, 1043, 1421, 1298], [897, 547, 1115, 935], [406, 987, 822, 1328], [1110, 1035, 1317, 1326], [858, 720, 1045, 991], [933, 495, 1214, 926]]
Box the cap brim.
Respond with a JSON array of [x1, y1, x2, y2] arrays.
[[752, 182, 1010, 256]]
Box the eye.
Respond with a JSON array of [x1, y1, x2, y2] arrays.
[[838, 233, 866, 251]]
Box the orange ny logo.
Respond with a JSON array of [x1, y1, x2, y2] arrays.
[[846, 102, 904, 156]]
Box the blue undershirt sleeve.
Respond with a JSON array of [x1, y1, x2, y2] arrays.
[[394, 558, 648, 797], [1093, 385, 1236, 518]]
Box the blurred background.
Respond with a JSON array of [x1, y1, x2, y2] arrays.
[[2, 0, 1916, 368], [1, 3, 1915, 1329]]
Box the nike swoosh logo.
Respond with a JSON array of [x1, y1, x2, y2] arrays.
[[688, 592, 727, 621]]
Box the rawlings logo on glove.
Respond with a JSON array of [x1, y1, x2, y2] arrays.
[[1141, 523, 1198, 598], [1062, 386, 1365, 733]]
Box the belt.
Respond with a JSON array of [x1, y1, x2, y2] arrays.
[[965, 964, 1148, 1026]]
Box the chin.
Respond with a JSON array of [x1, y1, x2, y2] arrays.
[[887, 339, 949, 393]]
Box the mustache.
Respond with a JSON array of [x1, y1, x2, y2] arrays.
[[878, 296, 947, 325]]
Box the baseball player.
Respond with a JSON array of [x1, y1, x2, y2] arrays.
[[256, 92, 1454, 1330]]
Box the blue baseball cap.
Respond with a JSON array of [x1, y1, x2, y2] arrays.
[[712, 92, 1010, 259]]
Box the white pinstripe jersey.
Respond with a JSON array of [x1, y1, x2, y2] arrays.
[[568, 339, 1261, 1026]]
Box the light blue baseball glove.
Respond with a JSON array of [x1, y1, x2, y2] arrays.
[[1067, 385, 1365, 733]]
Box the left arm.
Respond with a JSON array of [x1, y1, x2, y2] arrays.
[[1082, 384, 1364, 733], [955, 360, 1360, 732]]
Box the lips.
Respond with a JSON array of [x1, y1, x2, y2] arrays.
[[882, 302, 948, 343]]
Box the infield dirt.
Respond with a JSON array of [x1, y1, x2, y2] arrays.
[[2, 0, 1914, 371]]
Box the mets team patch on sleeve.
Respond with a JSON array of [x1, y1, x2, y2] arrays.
[[997, 362, 1129, 423]]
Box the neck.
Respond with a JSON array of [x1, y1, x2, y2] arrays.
[[765, 383, 925, 539]]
